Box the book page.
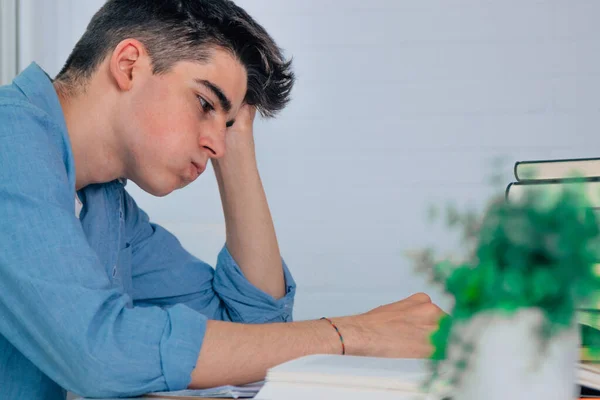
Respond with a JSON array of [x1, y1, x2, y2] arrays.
[[268, 355, 429, 380]]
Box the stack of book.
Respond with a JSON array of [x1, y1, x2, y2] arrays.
[[506, 157, 600, 207], [505, 157, 600, 395]]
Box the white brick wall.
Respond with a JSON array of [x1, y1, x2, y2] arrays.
[[18, 1, 600, 322]]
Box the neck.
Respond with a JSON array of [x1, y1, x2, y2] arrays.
[[54, 79, 126, 191]]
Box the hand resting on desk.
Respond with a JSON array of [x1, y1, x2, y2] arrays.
[[190, 293, 444, 389]]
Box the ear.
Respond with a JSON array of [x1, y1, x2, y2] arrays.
[[108, 39, 150, 91]]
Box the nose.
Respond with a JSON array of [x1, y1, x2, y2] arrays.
[[199, 122, 226, 159]]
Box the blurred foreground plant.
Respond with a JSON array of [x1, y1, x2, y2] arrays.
[[409, 181, 600, 386]]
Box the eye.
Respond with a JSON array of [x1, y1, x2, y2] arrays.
[[197, 96, 214, 113]]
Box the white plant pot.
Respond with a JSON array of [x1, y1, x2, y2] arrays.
[[444, 308, 579, 400]]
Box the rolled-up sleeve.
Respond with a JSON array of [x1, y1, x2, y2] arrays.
[[0, 105, 205, 397], [213, 246, 296, 323], [159, 306, 206, 391], [124, 190, 297, 324]]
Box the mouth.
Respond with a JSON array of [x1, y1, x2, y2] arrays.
[[190, 161, 206, 179]]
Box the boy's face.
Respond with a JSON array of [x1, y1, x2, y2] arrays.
[[117, 48, 247, 196]]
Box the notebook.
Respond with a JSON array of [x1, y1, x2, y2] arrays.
[[146, 381, 264, 399]]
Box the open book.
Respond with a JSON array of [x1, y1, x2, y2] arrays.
[[254, 353, 598, 399], [254, 354, 434, 400]]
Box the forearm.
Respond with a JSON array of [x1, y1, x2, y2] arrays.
[[190, 317, 358, 388], [189, 293, 443, 389], [213, 142, 285, 299]]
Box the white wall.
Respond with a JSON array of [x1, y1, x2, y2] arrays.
[[0, 0, 19, 84], [17, 0, 600, 321]]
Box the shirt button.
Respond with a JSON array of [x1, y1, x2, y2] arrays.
[[112, 266, 117, 277]]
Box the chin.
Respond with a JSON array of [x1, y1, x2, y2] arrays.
[[134, 177, 178, 197], [150, 187, 173, 197]]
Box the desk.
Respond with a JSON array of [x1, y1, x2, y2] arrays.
[[77, 396, 228, 400], [139, 394, 600, 400]]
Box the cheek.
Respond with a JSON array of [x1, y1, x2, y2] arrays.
[[130, 88, 198, 151], [134, 87, 179, 136]]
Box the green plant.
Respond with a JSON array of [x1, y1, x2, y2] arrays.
[[410, 182, 600, 386]]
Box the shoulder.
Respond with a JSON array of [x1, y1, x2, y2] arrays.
[[0, 92, 74, 203], [0, 81, 27, 104], [0, 98, 60, 136], [0, 79, 66, 137]]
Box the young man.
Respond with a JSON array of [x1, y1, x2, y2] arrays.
[[0, 1, 443, 399]]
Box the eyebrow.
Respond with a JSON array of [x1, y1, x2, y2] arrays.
[[195, 79, 236, 127]]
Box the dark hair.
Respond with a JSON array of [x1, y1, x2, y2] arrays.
[[55, 0, 294, 117]]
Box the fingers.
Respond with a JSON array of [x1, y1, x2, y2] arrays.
[[238, 103, 257, 121], [372, 293, 435, 314], [410, 342, 435, 359], [360, 293, 444, 358], [420, 301, 445, 318], [405, 292, 432, 304], [390, 292, 432, 311], [395, 300, 445, 328], [415, 302, 446, 326]]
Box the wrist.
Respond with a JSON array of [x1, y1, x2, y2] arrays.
[[324, 316, 369, 357], [320, 317, 345, 355], [212, 144, 257, 175], [222, 133, 256, 161]]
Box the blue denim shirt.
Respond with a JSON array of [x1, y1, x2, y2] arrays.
[[0, 63, 296, 400]]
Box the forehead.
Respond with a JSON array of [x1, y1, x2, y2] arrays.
[[170, 49, 248, 110]]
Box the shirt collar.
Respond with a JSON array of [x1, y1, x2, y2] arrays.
[[12, 63, 68, 135], [13, 63, 76, 191], [13, 64, 129, 189]]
